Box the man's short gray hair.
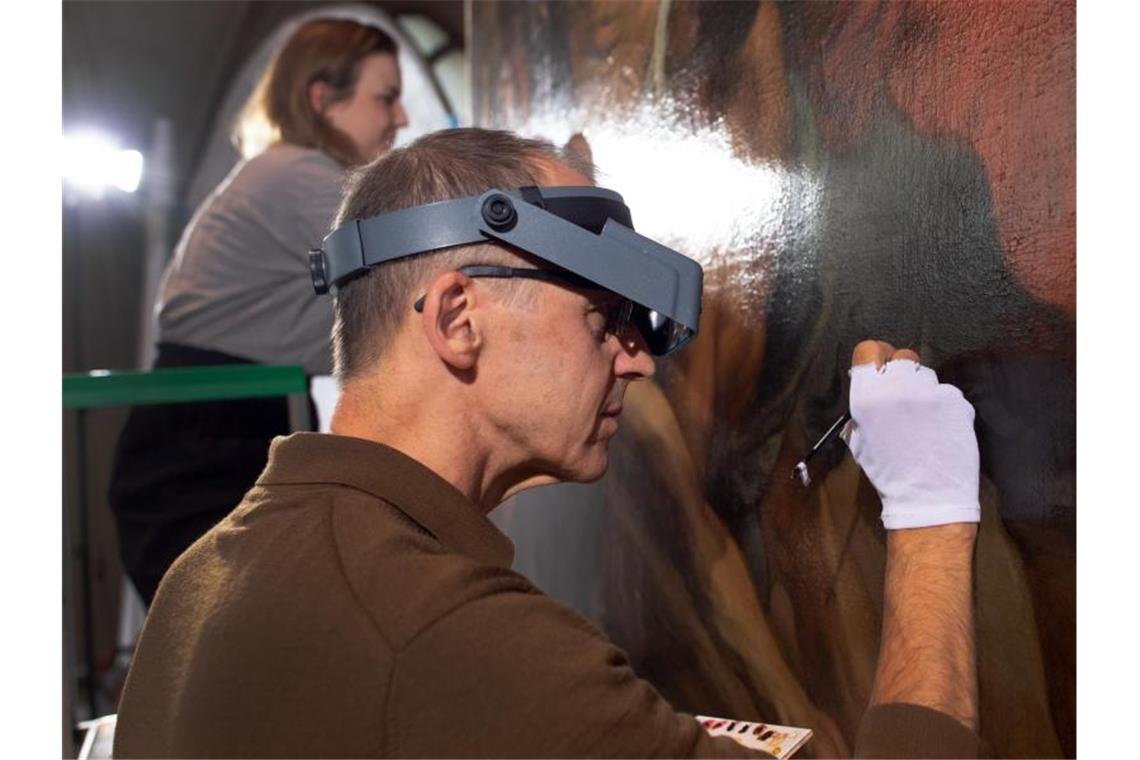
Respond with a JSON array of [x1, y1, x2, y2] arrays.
[[331, 128, 595, 381]]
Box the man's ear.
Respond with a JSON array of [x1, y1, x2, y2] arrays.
[[419, 271, 481, 371], [308, 80, 332, 114], [564, 133, 593, 169]]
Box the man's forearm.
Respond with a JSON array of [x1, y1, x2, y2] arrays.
[[870, 523, 979, 731]]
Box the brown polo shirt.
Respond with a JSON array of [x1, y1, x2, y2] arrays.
[[114, 433, 981, 758]]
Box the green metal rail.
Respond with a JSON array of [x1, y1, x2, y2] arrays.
[[62, 364, 308, 409], [62, 362, 313, 723]]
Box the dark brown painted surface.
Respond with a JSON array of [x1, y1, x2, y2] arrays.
[[473, 2, 1075, 757]]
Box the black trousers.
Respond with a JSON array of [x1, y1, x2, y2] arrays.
[[108, 343, 296, 605]]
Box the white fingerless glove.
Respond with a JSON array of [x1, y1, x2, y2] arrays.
[[843, 359, 980, 530]]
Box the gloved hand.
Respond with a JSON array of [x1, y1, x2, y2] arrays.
[[843, 342, 980, 530]]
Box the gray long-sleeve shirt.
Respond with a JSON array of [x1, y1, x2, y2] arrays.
[[157, 143, 344, 375]]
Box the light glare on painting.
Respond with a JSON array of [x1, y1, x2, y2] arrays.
[[520, 100, 820, 270]]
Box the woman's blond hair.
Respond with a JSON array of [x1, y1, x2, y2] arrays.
[[235, 18, 398, 167]]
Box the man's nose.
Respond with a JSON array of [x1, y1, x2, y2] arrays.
[[394, 101, 409, 128], [615, 330, 656, 380]]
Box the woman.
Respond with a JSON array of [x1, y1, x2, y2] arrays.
[[109, 18, 408, 604]]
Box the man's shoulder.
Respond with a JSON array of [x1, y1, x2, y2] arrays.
[[147, 480, 510, 652], [328, 494, 538, 649]]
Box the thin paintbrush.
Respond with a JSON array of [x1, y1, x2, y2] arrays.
[[791, 411, 851, 488]]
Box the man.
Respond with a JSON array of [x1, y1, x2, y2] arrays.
[[115, 129, 982, 757]]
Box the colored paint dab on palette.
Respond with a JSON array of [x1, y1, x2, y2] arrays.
[[695, 715, 812, 758]]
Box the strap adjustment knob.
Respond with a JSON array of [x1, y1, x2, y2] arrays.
[[481, 193, 518, 231]]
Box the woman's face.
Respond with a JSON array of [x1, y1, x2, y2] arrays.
[[324, 52, 408, 162]]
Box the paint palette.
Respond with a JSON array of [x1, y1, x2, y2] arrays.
[[695, 715, 812, 758]]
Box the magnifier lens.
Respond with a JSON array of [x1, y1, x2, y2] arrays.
[[632, 306, 694, 355]]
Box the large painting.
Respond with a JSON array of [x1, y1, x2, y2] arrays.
[[472, 2, 1075, 757]]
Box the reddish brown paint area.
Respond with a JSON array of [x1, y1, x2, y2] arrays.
[[797, 2, 1075, 314]]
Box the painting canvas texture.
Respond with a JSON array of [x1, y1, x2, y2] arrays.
[[473, 2, 1075, 757]]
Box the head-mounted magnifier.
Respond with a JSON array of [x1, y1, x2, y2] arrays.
[[309, 186, 702, 355]]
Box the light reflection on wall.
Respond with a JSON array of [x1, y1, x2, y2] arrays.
[[517, 99, 821, 278]]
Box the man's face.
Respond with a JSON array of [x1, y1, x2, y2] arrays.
[[479, 161, 657, 483]]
